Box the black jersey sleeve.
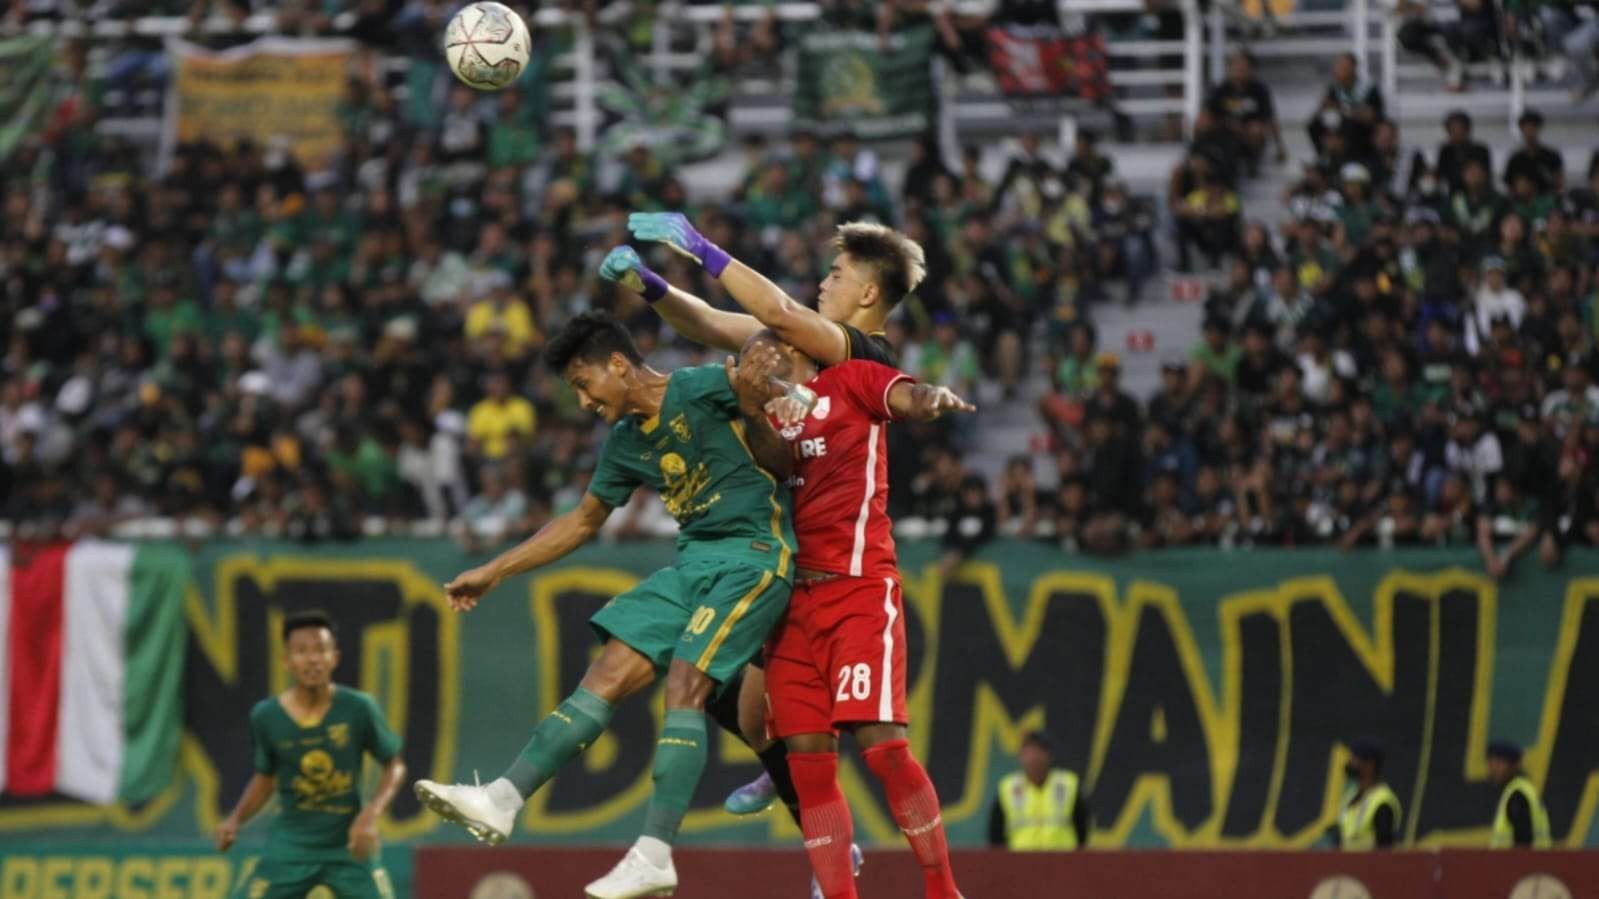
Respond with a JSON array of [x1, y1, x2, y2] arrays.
[[840, 322, 898, 367]]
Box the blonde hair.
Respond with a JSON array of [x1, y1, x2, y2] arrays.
[[833, 222, 927, 309]]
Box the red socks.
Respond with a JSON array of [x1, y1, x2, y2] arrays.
[[789, 752, 858, 899], [862, 739, 961, 899]]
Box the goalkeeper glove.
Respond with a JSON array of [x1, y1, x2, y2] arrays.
[[598, 246, 669, 302], [626, 212, 733, 277]]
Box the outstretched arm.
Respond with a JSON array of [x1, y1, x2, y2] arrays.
[[716, 259, 849, 365], [886, 381, 977, 422], [656, 286, 765, 353], [445, 493, 612, 609], [599, 246, 762, 352], [627, 215, 852, 365]]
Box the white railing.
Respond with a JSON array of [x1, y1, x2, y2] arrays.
[[1194, 0, 1570, 135], [9, 0, 1207, 149], [1377, 0, 1586, 132], [1206, 0, 1378, 83]]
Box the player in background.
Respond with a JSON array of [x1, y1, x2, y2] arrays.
[[217, 610, 407, 899], [600, 218, 921, 838], [733, 331, 973, 899], [414, 312, 796, 899]]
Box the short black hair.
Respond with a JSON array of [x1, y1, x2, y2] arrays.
[[1488, 740, 1523, 763], [544, 311, 644, 375], [1350, 738, 1386, 772], [283, 609, 336, 644], [1022, 730, 1054, 753]]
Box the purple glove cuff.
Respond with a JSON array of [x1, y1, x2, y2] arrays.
[[702, 243, 732, 278], [638, 266, 669, 302]]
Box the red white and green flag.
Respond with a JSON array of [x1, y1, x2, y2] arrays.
[[0, 541, 187, 805]]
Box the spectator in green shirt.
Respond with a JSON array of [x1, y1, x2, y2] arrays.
[[142, 285, 204, 359], [1191, 315, 1242, 386], [742, 160, 815, 231], [488, 88, 541, 168], [907, 312, 981, 400], [1336, 163, 1383, 246]]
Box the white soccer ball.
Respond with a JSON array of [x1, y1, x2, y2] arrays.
[[444, 2, 531, 91]]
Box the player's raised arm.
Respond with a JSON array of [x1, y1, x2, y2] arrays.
[[443, 492, 612, 610], [599, 246, 762, 353], [886, 380, 977, 422], [626, 214, 852, 365]]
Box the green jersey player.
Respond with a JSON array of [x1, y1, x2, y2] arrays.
[[415, 311, 796, 899], [217, 610, 407, 899]]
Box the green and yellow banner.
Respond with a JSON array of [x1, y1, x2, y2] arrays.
[[164, 38, 353, 169], [0, 843, 411, 899], [1, 541, 1595, 853], [794, 25, 937, 139]]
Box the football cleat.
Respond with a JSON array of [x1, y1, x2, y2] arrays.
[[808, 842, 863, 899], [585, 847, 678, 898], [413, 778, 516, 846], [724, 771, 779, 816]]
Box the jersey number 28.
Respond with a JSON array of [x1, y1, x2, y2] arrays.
[[836, 663, 872, 702]]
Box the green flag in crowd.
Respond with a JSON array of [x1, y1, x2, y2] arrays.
[[0, 36, 56, 161], [794, 24, 937, 139]]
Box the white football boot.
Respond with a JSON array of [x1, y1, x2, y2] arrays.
[[584, 846, 679, 898], [413, 777, 517, 845]]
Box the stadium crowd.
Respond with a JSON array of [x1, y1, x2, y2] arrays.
[[1, 6, 1597, 579], [0, 0, 1146, 551], [1029, 51, 1599, 576]]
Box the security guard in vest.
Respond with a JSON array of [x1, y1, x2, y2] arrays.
[[1488, 741, 1551, 848], [1334, 740, 1402, 850], [988, 731, 1090, 851]]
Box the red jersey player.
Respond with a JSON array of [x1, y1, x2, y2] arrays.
[[733, 332, 974, 899], [601, 217, 961, 898]]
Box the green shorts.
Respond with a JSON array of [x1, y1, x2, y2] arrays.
[[233, 859, 395, 899], [589, 558, 791, 687]]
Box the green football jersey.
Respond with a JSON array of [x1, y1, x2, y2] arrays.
[[249, 687, 402, 862], [588, 363, 795, 574]]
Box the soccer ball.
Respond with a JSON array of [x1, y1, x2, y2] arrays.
[[444, 2, 531, 91]]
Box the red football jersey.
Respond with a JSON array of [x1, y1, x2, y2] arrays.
[[781, 359, 911, 578]]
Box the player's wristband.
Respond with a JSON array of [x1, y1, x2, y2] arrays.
[[637, 265, 668, 302], [701, 243, 732, 278]]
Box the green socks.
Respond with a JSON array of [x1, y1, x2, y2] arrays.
[[500, 693, 707, 847], [502, 687, 615, 799], [640, 709, 708, 844]]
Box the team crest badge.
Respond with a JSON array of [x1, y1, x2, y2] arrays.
[[812, 397, 831, 420], [670, 414, 692, 442], [328, 723, 350, 748]]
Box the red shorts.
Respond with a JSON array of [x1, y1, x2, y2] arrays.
[[764, 575, 908, 738]]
